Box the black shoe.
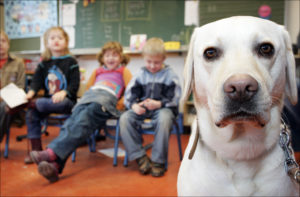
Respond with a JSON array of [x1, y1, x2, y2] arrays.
[[136, 155, 151, 175], [151, 162, 165, 177]]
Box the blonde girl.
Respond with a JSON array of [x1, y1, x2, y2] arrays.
[[29, 41, 132, 183], [41, 27, 71, 60], [24, 27, 80, 164]]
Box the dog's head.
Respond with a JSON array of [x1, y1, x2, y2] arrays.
[[184, 16, 298, 160]]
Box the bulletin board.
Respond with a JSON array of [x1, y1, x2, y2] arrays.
[[4, 0, 58, 39]]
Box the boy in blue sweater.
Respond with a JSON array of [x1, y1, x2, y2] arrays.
[[119, 37, 181, 177]]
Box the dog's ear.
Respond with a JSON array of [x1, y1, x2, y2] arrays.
[[281, 26, 298, 105], [183, 29, 197, 102]]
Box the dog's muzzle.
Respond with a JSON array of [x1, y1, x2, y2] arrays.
[[216, 74, 266, 128]]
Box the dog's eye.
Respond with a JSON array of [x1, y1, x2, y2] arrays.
[[204, 48, 219, 60], [258, 43, 274, 57]]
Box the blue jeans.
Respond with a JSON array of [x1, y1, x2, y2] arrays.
[[48, 102, 112, 172], [119, 108, 175, 164], [0, 101, 11, 142], [26, 97, 74, 139]]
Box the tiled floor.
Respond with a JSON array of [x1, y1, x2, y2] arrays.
[[0, 125, 189, 196]]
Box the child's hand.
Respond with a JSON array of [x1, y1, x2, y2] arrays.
[[52, 90, 67, 103], [143, 99, 162, 110], [26, 90, 35, 100], [132, 103, 146, 115]]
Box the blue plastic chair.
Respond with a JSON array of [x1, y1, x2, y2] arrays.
[[36, 113, 96, 163], [71, 118, 120, 162], [4, 126, 10, 158], [4, 115, 13, 158], [113, 113, 183, 168], [71, 129, 98, 162]]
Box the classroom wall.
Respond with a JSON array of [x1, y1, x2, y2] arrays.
[[285, 0, 300, 44]]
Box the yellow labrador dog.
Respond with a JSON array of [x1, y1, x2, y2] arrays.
[[177, 16, 299, 196]]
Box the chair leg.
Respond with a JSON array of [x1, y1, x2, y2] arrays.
[[113, 120, 120, 166], [178, 113, 184, 134], [88, 130, 97, 152], [72, 151, 76, 162], [123, 152, 128, 167], [4, 127, 10, 158]]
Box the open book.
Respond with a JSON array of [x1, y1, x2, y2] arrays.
[[0, 83, 28, 109]]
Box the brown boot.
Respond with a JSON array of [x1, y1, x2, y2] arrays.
[[151, 162, 165, 177], [38, 161, 59, 183], [24, 138, 42, 164], [136, 155, 152, 175]]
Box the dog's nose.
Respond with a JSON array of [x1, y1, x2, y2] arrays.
[[223, 74, 258, 101]]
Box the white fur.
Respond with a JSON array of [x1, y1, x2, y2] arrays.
[[177, 16, 299, 196]]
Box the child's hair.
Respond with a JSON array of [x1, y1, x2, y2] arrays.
[[97, 41, 130, 66], [0, 30, 10, 44], [41, 26, 71, 61], [142, 37, 166, 58]]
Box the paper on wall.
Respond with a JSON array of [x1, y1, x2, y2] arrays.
[[0, 83, 28, 109], [63, 26, 75, 48], [184, 0, 199, 26], [62, 3, 76, 26]]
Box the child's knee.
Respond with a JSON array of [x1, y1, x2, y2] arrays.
[[158, 109, 173, 122], [36, 98, 52, 112]]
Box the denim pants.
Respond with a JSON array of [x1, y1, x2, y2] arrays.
[[48, 102, 112, 171], [0, 101, 11, 142], [119, 108, 175, 164], [26, 97, 74, 139]]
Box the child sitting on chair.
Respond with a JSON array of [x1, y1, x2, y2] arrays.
[[119, 37, 181, 177], [0, 30, 25, 142], [29, 41, 132, 183], [24, 27, 80, 164]]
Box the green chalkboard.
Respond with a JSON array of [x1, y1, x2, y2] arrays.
[[71, 0, 193, 49], [199, 0, 284, 26]]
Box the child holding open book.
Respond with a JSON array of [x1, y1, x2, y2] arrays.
[[0, 30, 25, 142]]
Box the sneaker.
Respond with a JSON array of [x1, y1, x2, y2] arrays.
[[136, 155, 151, 175], [38, 161, 59, 183], [151, 162, 165, 177], [30, 149, 57, 164], [24, 155, 34, 164]]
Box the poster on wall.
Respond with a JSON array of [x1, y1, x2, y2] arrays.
[[4, 0, 57, 39]]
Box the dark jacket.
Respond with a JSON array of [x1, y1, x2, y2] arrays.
[[30, 55, 80, 103]]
